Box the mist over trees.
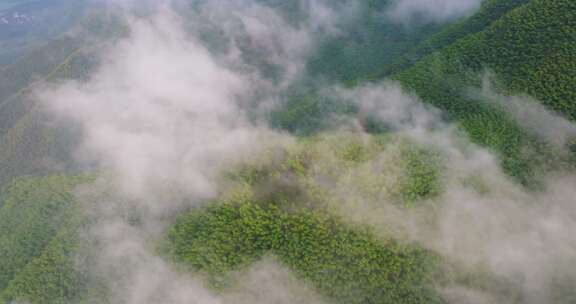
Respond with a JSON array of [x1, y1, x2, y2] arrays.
[[0, 0, 575, 303]]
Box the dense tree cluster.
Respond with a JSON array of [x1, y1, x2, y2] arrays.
[[1, 0, 575, 303], [168, 202, 443, 304], [392, 0, 576, 184], [0, 175, 91, 304]]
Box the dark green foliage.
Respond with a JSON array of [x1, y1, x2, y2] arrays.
[[269, 0, 448, 135], [395, 69, 539, 185], [168, 202, 444, 304], [379, 0, 531, 77], [270, 0, 576, 187], [0, 1, 575, 303], [476, 0, 576, 120], [270, 93, 357, 136], [389, 0, 576, 185], [306, 0, 442, 84]]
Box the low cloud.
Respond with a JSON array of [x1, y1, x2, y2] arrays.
[[478, 77, 576, 148], [222, 258, 327, 304], [38, 3, 297, 304], [334, 82, 445, 132], [34, 1, 576, 303], [386, 0, 483, 24], [40, 7, 283, 203], [324, 83, 576, 303]]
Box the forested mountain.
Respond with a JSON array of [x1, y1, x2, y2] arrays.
[[0, 0, 575, 303], [393, 0, 576, 184], [0, 175, 90, 303], [0, 4, 123, 188]]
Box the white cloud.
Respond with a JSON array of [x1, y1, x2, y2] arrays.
[[34, 1, 576, 303], [386, 0, 482, 24]]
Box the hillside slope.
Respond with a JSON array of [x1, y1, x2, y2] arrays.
[[0, 175, 91, 304], [0, 7, 123, 188], [390, 0, 576, 184], [379, 0, 531, 77], [0, 0, 575, 303]]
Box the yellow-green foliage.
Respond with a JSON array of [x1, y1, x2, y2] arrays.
[[223, 133, 443, 211], [270, 94, 357, 136], [0, 175, 91, 304], [171, 133, 568, 303], [166, 133, 446, 303], [168, 202, 444, 304], [0, 218, 84, 304], [399, 146, 442, 204]]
